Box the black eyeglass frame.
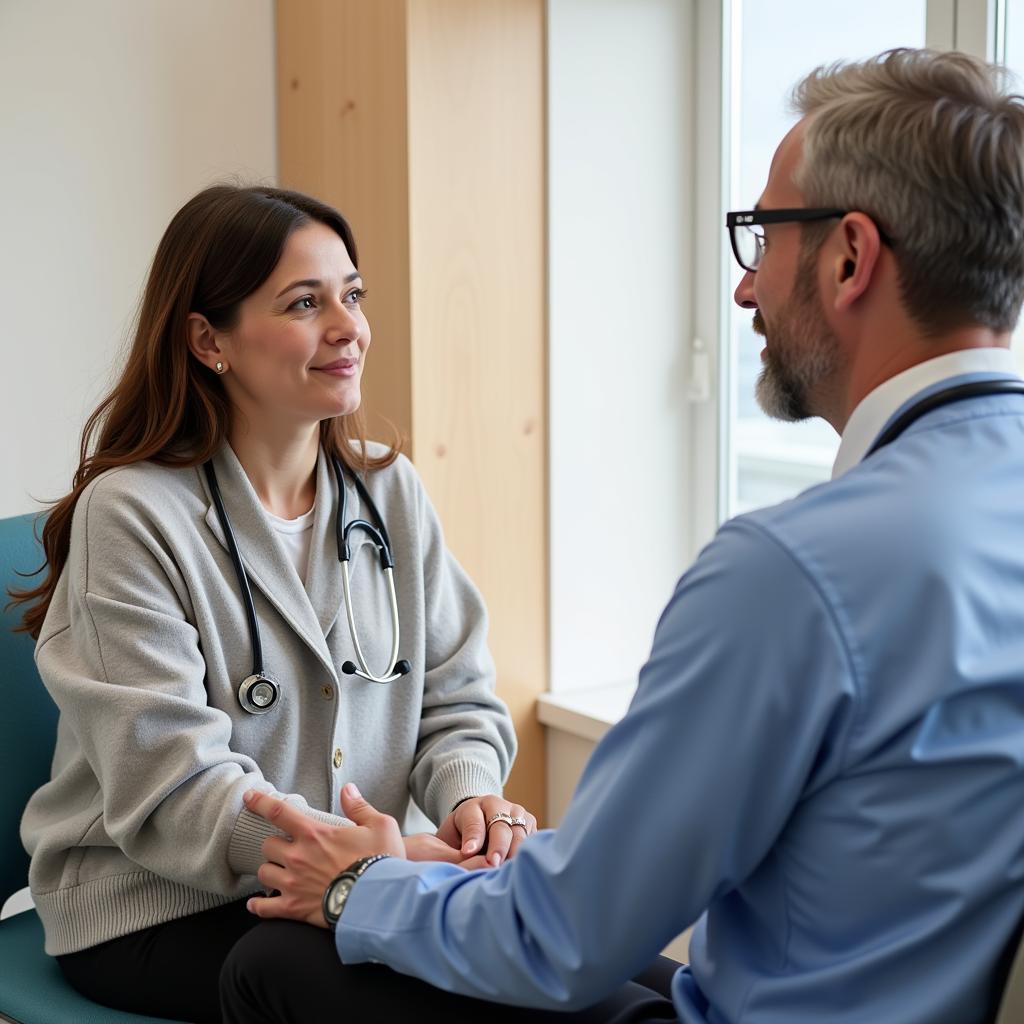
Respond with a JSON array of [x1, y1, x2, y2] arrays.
[[725, 208, 895, 273]]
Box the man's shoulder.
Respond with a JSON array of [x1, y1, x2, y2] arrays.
[[733, 446, 981, 587]]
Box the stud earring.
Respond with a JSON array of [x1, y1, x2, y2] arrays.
[[215, 361, 225, 374]]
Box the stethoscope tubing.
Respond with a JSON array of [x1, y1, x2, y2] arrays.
[[866, 379, 1024, 457], [331, 454, 408, 683], [341, 561, 402, 682], [203, 452, 410, 713], [204, 461, 265, 679]]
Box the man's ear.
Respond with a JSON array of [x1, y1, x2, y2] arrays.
[[186, 313, 227, 374], [831, 213, 884, 313]]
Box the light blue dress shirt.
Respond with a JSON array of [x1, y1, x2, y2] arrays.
[[338, 362, 1024, 1023]]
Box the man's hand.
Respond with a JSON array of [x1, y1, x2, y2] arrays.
[[436, 795, 538, 865], [244, 783, 404, 928], [402, 832, 467, 863]]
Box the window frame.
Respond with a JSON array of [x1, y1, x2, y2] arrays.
[[685, 0, 996, 560]]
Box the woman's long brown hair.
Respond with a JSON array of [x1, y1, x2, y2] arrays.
[[11, 185, 398, 638]]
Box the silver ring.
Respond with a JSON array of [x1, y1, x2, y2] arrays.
[[487, 812, 528, 830]]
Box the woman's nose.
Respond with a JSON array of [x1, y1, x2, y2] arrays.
[[325, 302, 361, 344]]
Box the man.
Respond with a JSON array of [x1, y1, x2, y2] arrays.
[[224, 49, 1024, 1022]]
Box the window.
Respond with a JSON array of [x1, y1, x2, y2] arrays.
[[545, 0, 1001, 704], [682, 1, 1010, 534], [997, 0, 1024, 376], [722, 0, 928, 517]]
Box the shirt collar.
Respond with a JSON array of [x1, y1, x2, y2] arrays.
[[831, 348, 1019, 480]]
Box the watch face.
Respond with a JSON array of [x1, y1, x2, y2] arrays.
[[327, 876, 354, 918]]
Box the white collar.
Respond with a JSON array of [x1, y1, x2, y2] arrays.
[[832, 348, 1019, 480]]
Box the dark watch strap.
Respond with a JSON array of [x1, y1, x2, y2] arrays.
[[322, 853, 392, 926]]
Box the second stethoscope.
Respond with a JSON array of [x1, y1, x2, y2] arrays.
[[204, 455, 411, 715]]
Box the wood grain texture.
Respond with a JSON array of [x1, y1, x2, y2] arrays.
[[406, 0, 546, 819], [276, 0, 547, 820], [277, 0, 413, 446]]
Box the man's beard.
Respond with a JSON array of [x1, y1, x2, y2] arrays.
[[753, 268, 840, 422]]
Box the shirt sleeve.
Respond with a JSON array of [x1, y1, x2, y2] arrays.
[[336, 518, 859, 1009], [33, 477, 348, 895], [406, 471, 517, 824]]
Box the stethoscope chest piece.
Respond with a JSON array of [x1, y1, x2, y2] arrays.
[[204, 454, 412, 715], [238, 673, 281, 715]]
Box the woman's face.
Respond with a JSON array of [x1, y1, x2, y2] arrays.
[[217, 221, 370, 431]]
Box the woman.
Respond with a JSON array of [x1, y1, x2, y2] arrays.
[[13, 185, 535, 1022]]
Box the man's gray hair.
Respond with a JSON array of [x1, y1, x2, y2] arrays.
[[793, 48, 1024, 334]]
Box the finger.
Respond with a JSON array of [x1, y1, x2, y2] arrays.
[[261, 835, 293, 865], [403, 833, 465, 864], [526, 812, 538, 834], [485, 821, 513, 866], [456, 854, 494, 871], [339, 782, 390, 828], [457, 804, 487, 856], [435, 813, 461, 849], [508, 824, 528, 859], [426, 838, 465, 864], [247, 893, 291, 920], [243, 790, 309, 837], [257, 861, 288, 891]]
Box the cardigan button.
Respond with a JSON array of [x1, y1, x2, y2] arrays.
[[333, 748, 344, 769]]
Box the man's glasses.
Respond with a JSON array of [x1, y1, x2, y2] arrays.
[[726, 208, 847, 273]]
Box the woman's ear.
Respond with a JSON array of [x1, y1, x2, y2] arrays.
[[186, 313, 227, 374]]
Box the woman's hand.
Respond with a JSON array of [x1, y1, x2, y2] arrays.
[[436, 795, 538, 865]]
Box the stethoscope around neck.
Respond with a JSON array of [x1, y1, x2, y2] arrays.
[[203, 455, 411, 715], [864, 378, 1024, 457]]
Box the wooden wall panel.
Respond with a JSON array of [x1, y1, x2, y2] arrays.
[[277, 0, 547, 820], [277, 0, 413, 445], [405, 0, 547, 819]]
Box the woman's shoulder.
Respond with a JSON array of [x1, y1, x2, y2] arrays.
[[77, 459, 205, 528], [348, 442, 425, 513], [352, 441, 418, 484]]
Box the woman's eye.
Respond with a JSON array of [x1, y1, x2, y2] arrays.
[[290, 295, 316, 312], [345, 288, 368, 306]]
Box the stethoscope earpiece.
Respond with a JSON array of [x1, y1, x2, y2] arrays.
[[342, 658, 412, 684], [238, 674, 281, 715]]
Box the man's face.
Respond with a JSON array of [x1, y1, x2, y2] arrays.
[[736, 121, 842, 422]]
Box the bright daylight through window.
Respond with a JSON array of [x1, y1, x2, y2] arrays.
[[724, 1, 927, 516]]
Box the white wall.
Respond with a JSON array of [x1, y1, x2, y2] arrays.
[[547, 0, 695, 693], [0, 0, 277, 519]]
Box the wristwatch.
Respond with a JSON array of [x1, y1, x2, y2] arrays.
[[322, 854, 392, 927]]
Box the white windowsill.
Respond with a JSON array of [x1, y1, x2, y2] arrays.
[[536, 682, 637, 744]]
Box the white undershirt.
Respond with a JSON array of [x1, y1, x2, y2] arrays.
[[263, 504, 316, 585], [831, 348, 1019, 480]]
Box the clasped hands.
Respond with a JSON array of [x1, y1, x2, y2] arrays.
[[244, 784, 537, 928]]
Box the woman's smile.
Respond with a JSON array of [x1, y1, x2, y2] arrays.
[[312, 356, 360, 378]]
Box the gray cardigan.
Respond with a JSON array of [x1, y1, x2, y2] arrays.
[[21, 443, 515, 955]]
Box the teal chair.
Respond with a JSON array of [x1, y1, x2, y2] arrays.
[[0, 513, 177, 1024]]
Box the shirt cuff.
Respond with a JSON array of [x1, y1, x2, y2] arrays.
[[335, 856, 449, 964]]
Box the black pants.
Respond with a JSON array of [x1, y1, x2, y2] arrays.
[[58, 899, 680, 1023]]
